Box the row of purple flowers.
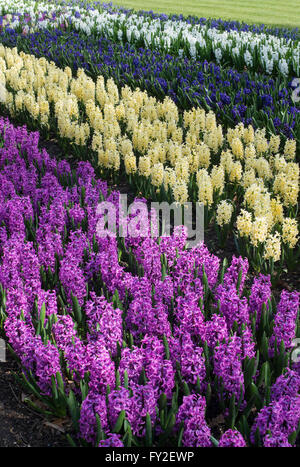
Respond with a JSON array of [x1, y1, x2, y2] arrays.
[[0, 117, 299, 447]]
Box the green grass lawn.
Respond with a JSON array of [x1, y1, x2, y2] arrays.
[[108, 0, 300, 29]]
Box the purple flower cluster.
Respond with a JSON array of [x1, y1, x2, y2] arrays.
[[270, 290, 300, 355], [213, 334, 245, 401], [249, 274, 272, 323], [177, 395, 212, 447], [218, 429, 246, 447], [251, 395, 300, 447]]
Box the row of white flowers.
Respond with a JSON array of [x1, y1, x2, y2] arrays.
[[0, 0, 299, 77]]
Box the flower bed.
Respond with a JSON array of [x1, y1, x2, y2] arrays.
[[0, 28, 298, 143], [0, 116, 299, 447], [0, 0, 299, 449], [0, 0, 299, 77], [2, 0, 300, 41], [0, 44, 298, 276]]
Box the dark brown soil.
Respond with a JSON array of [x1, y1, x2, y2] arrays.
[[0, 352, 68, 447]]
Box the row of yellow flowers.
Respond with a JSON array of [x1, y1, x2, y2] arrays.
[[0, 45, 298, 275]]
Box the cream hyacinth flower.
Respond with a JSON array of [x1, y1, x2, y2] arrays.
[[264, 232, 281, 262], [282, 218, 299, 248], [236, 210, 252, 237], [216, 201, 233, 227], [250, 217, 268, 246]]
